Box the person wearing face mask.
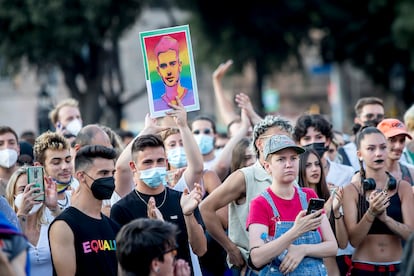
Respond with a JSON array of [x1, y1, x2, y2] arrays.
[[110, 133, 207, 276], [5, 165, 59, 275], [191, 115, 220, 171], [48, 98, 83, 145], [337, 97, 385, 171], [293, 113, 356, 275], [48, 145, 120, 276], [0, 126, 21, 197], [160, 104, 229, 276]]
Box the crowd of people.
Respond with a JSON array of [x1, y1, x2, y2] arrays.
[[1, 59, 414, 276]]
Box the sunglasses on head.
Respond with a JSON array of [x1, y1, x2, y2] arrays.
[[193, 129, 212, 135]]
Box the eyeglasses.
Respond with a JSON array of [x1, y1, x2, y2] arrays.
[[160, 244, 178, 257], [193, 129, 212, 135]]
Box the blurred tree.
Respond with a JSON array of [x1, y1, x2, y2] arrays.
[[0, 0, 148, 127], [175, 0, 414, 111], [316, 0, 414, 107], [174, 0, 319, 114]]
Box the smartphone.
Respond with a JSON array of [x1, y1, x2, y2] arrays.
[[27, 166, 45, 201], [306, 198, 325, 215]]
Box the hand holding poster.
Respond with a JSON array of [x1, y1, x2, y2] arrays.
[[139, 25, 200, 118]]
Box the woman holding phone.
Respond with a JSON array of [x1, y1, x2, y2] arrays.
[[247, 135, 337, 275], [5, 165, 58, 276]]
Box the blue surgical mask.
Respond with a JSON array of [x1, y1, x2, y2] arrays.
[[167, 147, 187, 168], [139, 167, 167, 188], [194, 134, 214, 155]]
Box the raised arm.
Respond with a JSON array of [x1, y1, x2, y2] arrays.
[[199, 170, 247, 268], [180, 183, 207, 256], [213, 109, 250, 181], [234, 93, 262, 126], [212, 60, 239, 126], [115, 114, 168, 195], [166, 98, 204, 190]]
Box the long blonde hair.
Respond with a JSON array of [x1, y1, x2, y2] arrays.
[[5, 165, 47, 226]]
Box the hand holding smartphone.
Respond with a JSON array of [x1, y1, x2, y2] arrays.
[[306, 198, 325, 215], [27, 166, 45, 202]]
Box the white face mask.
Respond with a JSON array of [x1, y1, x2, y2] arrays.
[[65, 119, 82, 136], [14, 193, 43, 215], [0, 148, 18, 168]]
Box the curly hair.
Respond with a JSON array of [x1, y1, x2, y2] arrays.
[[33, 131, 69, 164], [252, 115, 293, 156]]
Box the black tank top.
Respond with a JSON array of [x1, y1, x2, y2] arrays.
[[50, 207, 120, 276], [356, 185, 403, 235]]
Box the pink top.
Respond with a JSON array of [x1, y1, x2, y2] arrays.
[[247, 186, 320, 236]]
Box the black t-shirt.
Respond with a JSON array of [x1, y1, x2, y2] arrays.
[[110, 187, 205, 271], [50, 207, 120, 276]]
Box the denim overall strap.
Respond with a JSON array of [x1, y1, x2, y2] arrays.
[[261, 190, 280, 218], [258, 188, 327, 276]]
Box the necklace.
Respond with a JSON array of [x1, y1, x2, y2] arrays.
[[135, 189, 167, 209], [58, 194, 68, 209]]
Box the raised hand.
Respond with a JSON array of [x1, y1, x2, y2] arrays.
[[166, 96, 187, 128], [16, 183, 40, 216], [180, 183, 203, 216], [44, 176, 58, 210], [139, 113, 169, 136], [213, 59, 233, 82]]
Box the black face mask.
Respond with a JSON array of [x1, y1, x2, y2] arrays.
[[362, 119, 382, 127], [90, 176, 115, 200], [304, 142, 328, 158]]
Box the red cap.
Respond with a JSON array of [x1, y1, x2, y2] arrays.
[[377, 118, 412, 139]]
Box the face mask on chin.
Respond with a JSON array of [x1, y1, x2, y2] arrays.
[[0, 148, 18, 168], [14, 193, 43, 215], [139, 167, 167, 188]]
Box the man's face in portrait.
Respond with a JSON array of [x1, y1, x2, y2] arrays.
[[157, 49, 181, 87]]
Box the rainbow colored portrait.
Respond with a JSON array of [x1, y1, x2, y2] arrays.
[[139, 25, 200, 118]]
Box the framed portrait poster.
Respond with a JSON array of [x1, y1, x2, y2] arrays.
[[139, 25, 200, 118]]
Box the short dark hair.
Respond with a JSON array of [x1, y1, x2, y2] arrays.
[[0, 126, 18, 143], [191, 115, 216, 134], [116, 218, 178, 275], [131, 134, 164, 161], [354, 97, 384, 117], [75, 145, 117, 171], [293, 114, 333, 143]]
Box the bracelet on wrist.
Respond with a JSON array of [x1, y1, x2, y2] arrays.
[[184, 212, 193, 217], [334, 213, 343, 220]]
